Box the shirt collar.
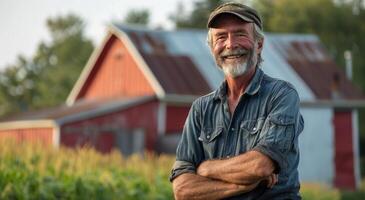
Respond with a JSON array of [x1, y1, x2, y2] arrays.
[[245, 67, 264, 95], [213, 68, 264, 101]]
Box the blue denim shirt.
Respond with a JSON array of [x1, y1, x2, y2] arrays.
[[170, 68, 304, 199]]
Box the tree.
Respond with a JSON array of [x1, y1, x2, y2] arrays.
[[170, 0, 223, 29], [33, 14, 94, 108], [0, 14, 94, 117], [0, 56, 34, 115], [124, 9, 150, 25]]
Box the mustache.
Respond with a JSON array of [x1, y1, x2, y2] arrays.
[[220, 48, 250, 57]]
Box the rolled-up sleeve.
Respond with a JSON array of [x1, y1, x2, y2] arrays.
[[253, 87, 303, 173], [170, 100, 204, 182]]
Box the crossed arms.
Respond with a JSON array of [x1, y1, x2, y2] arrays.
[[172, 150, 278, 200]]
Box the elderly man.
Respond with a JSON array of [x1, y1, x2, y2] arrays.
[[170, 2, 304, 200]]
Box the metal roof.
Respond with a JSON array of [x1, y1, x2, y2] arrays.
[[265, 34, 364, 100], [113, 24, 364, 101], [0, 96, 155, 124], [141, 53, 210, 95]]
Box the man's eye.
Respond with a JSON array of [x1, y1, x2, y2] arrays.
[[237, 33, 248, 37], [216, 36, 226, 41]]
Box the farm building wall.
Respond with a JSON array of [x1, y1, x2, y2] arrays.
[[60, 100, 159, 155], [297, 108, 335, 185], [78, 35, 155, 101], [298, 107, 359, 189], [165, 105, 190, 134], [0, 127, 54, 146], [333, 109, 357, 189]]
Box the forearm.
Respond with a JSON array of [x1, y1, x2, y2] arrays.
[[197, 150, 275, 185], [173, 173, 259, 200]]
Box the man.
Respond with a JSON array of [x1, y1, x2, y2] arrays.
[[170, 2, 304, 200]]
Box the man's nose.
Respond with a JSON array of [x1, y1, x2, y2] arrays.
[[225, 35, 239, 49]]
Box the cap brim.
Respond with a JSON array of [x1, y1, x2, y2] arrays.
[[207, 11, 254, 28]]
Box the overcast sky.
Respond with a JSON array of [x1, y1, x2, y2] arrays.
[[0, 0, 195, 70]]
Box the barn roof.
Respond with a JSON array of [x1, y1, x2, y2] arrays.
[[266, 34, 364, 100], [67, 23, 364, 106], [114, 24, 363, 101], [0, 96, 155, 126], [116, 25, 221, 91]]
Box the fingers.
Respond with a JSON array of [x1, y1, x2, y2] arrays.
[[266, 174, 273, 188], [237, 181, 261, 193], [266, 173, 278, 188]]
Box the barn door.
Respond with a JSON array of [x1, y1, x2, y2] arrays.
[[333, 110, 355, 189], [116, 129, 145, 157]]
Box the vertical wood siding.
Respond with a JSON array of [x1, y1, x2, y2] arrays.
[[79, 35, 155, 101], [60, 100, 159, 152], [0, 127, 54, 146], [165, 105, 190, 133], [334, 110, 356, 189]]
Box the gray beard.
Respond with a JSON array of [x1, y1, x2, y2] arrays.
[[222, 61, 249, 78], [220, 48, 255, 78]]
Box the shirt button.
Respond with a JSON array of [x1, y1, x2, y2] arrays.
[[253, 127, 257, 131], [231, 128, 235, 131], [206, 135, 210, 139]]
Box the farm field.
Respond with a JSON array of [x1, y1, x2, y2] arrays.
[[0, 140, 364, 200]]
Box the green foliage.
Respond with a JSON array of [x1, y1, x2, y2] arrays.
[[1, 140, 365, 199], [301, 183, 341, 200], [0, 140, 174, 200], [32, 14, 94, 108], [124, 9, 150, 25], [0, 56, 38, 115], [170, 0, 223, 29], [0, 14, 94, 117]]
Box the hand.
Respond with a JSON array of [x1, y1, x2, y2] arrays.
[[265, 173, 278, 188], [197, 161, 210, 177]]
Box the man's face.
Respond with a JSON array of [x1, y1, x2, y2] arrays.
[[210, 15, 262, 78]]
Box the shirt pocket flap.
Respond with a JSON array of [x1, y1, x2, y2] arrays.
[[269, 115, 294, 126], [199, 127, 223, 143], [240, 119, 264, 135]]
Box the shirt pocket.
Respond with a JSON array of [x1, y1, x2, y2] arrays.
[[198, 127, 224, 158], [239, 119, 264, 151]]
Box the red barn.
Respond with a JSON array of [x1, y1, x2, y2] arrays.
[[1, 24, 364, 189]]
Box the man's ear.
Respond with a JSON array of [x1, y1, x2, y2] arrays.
[[257, 38, 264, 53]]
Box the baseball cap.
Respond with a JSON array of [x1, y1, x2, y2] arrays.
[[207, 2, 263, 30]]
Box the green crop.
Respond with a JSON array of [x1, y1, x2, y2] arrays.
[[1, 139, 364, 199]]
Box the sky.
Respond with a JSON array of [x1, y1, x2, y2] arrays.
[[0, 0, 195, 70]]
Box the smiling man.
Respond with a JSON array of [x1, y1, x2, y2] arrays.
[[170, 2, 304, 200]]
